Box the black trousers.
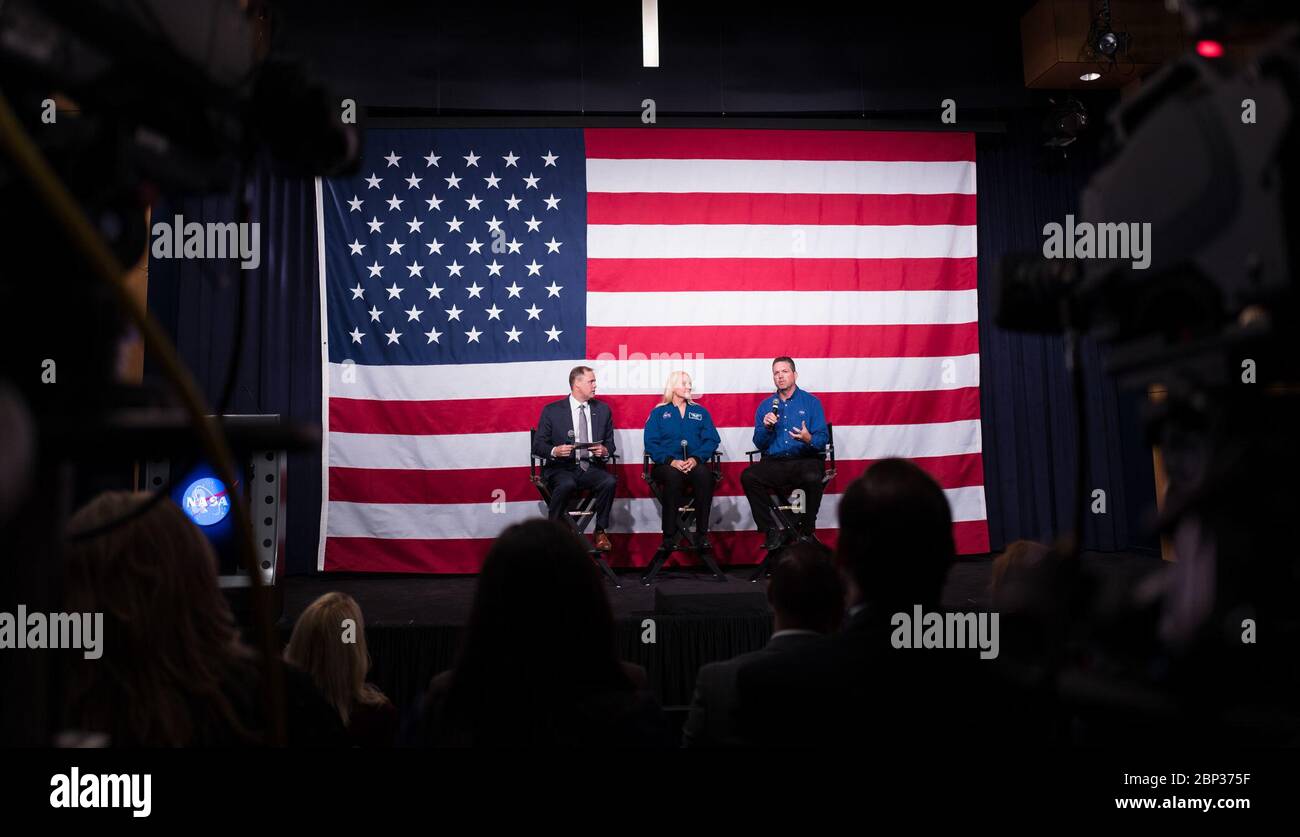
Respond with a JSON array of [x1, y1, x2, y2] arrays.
[[651, 463, 715, 537], [740, 456, 825, 534], [546, 465, 617, 531]]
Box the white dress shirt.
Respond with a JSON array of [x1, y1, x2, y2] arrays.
[[551, 395, 595, 457]]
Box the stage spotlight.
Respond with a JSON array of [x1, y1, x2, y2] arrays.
[[1081, 0, 1131, 76], [1080, 71, 1102, 81], [1097, 30, 1120, 56], [1043, 96, 1089, 148]]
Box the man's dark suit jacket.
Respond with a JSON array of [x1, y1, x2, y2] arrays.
[[732, 602, 1019, 748], [682, 631, 822, 748], [532, 397, 617, 480]]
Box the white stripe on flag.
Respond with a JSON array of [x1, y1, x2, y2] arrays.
[[326, 486, 988, 539], [328, 419, 983, 471], [326, 355, 981, 400], [586, 224, 976, 259], [585, 158, 977, 195], [587, 289, 978, 326]]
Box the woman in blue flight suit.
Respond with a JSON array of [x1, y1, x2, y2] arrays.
[[643, 371, 722, 550]]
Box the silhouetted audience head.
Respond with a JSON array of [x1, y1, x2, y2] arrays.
[[61, 491, 256, 746], [768, 542, 844, 634], [991, 539, 1051, 609], [285, 592, 393, 739], [836, 458, 954, 609], [421, 518, 659, 745]]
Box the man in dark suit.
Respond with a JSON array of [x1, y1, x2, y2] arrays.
[[532, 366, 618, 552], [732, 458, 1007, 748], [682, 543, 843, 747]]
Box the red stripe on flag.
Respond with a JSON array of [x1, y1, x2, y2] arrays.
[[586, 258, 976, 292], [586, 323, 979, 360], [323, 520, 991, 574], [587, 192, 976, 226], [328, 453, 985, 505], [584, 128, 976, 162], [329, 388, 982, 436]]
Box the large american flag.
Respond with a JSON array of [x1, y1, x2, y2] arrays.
[[316, 128, 988, 572]]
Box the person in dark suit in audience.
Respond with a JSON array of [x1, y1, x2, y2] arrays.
[[411, 518, 673, 747], [682, 542, 843, 747], [532, 366, 618, 552], [733, 458, 1005, 748]]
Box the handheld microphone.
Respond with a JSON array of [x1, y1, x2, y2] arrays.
[[681, 440, 688, 459]]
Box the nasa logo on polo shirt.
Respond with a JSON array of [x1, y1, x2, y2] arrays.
[[688, 411, 702, 420], [662, 411, 671, 418]]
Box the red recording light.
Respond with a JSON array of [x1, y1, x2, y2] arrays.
[[1196, 40, 1224, 58]]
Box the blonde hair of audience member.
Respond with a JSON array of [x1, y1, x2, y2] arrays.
[[284, 592, 388, 725], [657, 370, 694, 406], [62, 491, 255, 746]]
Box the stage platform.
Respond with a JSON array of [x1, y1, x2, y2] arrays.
[[269, 551, 1161, 719], [272, 560, 1001, 714]]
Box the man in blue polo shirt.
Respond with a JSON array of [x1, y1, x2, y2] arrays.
[[741, 357, 829, 549]]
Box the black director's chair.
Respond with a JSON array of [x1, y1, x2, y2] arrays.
[[744, 423, 837, 582], [640, 446, 727, 586], [529, 428, 621, 587]]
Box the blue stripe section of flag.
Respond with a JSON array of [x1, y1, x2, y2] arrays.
[[321, 128, 587, 365]]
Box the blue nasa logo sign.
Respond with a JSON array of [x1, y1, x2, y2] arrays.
[[182, 477, 230, 527]]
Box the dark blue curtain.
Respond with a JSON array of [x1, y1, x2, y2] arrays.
[[146, 166, 324, 575], [976, 116, 1159, 554], [147, 123, 1159, 576]]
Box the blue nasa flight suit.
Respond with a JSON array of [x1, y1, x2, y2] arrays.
[[743, 386, 829, 536], [643, 401, 722, 539]]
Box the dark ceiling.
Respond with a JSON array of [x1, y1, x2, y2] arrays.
[[269, 1, 1044, 117]]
